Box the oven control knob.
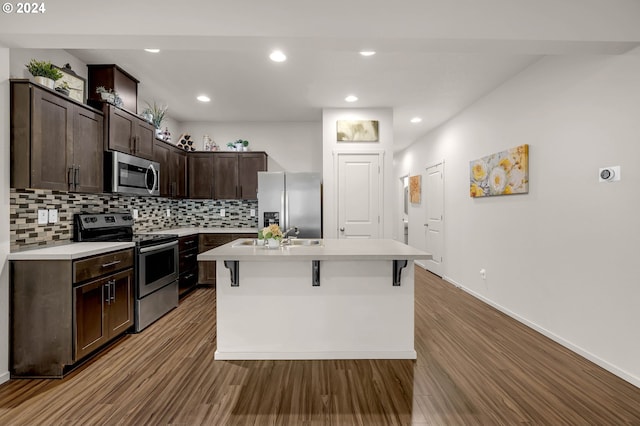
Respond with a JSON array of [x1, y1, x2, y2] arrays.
[[90, 217, 98, 223], [123, 215, 132, 221]]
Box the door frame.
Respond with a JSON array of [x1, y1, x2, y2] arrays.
[[333, 150, 385, 239], [419, 160, 445, 275]]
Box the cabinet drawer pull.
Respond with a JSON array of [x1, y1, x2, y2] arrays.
[[183, 273, 196, 280], [184, 240, 195, 245], [183, 253, 196, 259], [101, 260, 121, 268]]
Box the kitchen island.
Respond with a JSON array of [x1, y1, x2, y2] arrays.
[[198, 238, 431, 360]]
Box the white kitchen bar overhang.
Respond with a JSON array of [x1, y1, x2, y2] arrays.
[[198, 239, 431, 361]]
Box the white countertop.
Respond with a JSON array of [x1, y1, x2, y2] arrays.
[[7, 242, 135, 261], [198, 238, 431, 262], [145, 227, 257, 237]]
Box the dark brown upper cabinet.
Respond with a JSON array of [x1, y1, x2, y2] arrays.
[[154, 139, 187, 198], [87, 64, 139, 113], [10, 80, 103, 193], [101, 103, 155, 160], [188, 152, 267, 200]]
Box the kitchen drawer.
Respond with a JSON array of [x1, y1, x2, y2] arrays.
[[179, 268, 198, 296], [199, 234, 233, 252], [73, 249, 134, 284], [179, 234, 198, 252], [179, 247, 198, 273]]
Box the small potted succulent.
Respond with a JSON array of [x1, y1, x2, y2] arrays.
[[95, 86, 122, 106], [25, 59, 63, 89]]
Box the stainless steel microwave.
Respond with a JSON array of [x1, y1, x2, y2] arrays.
[[104, 151, 160, 196]]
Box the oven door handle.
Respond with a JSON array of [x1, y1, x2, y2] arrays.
[[139, 240, 178, 253]]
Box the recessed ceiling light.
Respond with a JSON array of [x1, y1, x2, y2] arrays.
[[144, 48, 160, 53], [345, 95, 358, 102], [269, 50, 287, 62], [410, 117, 423, 123], [197, 95, 211, 102], [359, 50, 376, 56]]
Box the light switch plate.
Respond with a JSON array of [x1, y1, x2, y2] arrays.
[[166, 208, 171, 217], [250, 209, 256, 217], [133, 209, 139, 219], [38, 209, 48, 225], [48, 209, 58, 223], [220, 209, 226, 217]]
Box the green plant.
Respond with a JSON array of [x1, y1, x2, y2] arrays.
[[238, 139, 249, 147], [25, 59, 63, 80], [226, 142, 236, 148], [142, 101, 168, 129]]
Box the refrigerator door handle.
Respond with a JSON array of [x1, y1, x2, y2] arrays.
[[281, 190, 287, 229]]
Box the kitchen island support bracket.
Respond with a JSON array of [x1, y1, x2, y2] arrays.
[[393, 260, 408, 286], [224, 261, 239, 286]]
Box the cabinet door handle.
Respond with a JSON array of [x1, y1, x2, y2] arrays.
[[184, 240, 195, 245], [68, 167, 74, 190], [105, 282, 111, 305], [74, 166, 80, 188], [183, 273, 196, 280], [101, 260, 121, 268], [184, 253, 196, 259], [111, 280, 116, 302]]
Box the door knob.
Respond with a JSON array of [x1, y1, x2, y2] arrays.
[[340, 227, 345, 232]]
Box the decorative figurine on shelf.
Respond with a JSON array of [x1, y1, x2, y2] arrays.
[[203, 134, 216, 151], [162, 127, 171, 142]]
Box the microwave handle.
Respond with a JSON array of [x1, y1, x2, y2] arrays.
[[147, 164, 158, 194]]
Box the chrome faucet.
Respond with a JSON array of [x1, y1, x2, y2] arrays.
[[283, 226, 299, 239]]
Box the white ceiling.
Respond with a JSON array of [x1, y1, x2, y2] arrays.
[[2, 0, 639, 150]]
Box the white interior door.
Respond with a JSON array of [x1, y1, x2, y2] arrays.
[[424, 163, 444, 276], [337, 154, 381, 239]]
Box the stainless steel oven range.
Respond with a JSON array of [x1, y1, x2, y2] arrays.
[[74, 212, 179, 332]]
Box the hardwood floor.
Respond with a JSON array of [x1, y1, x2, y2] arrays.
[[1, 267, 639, 425]]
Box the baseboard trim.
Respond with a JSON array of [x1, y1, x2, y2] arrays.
[[215, 350, 417, 361], [442, 275, 640, 389], [0, 371, 9, 385]]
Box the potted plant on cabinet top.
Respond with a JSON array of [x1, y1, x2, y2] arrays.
[[142, 101, 168, 136], [25, 59, 63, 90]]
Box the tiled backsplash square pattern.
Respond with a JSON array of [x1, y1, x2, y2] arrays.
[[10, 188, 258, 251]]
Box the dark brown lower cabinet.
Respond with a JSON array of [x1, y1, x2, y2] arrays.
[[178, 234, 199, 296], [74, 268, 134, 360], [10, 248, 134, 378], [198, 233, 256, 286]]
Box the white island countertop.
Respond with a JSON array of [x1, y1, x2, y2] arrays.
[[198, 238, 431, 262], [7, 242, 136, 260]]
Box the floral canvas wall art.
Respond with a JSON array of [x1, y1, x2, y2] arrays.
[[336, 120, 379, 141], [470, 144, 529, 197], [409, 175, 421, 203]]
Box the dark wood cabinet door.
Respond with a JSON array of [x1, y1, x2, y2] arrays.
[[238, 153, 268, 199], [212, 153, 239, 199], [153, 140, 172, 197], [134, 120, 155, 160], [172, 149, 188, 198], [31, 88, 73, 191], [108, 106, 134, 154], [72, 107, 104, 193], [188, 154, 214, 199], [74, 278, 108, 360], [107, 269, 134, 338]]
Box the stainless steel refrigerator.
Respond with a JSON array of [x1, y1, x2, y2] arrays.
[[257, 172, 322, 238]]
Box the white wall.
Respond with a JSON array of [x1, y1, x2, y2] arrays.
[[0, 47, 11, 384], [396, 52, 640, 387], [175, 121, 322, 173], [322, 108, 394, 239]]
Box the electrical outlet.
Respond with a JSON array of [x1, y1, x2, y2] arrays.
[[133, 209, 139, 219], [480, 269, 486, 280], [220, 209, 226, 217], [166, 208, 171, 218], [38, 209, 48, 225], [250, 209, 256, 217], [48, 209, 58, 223]]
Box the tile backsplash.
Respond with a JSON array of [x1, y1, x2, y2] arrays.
[[10, 188, 258, 251]]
